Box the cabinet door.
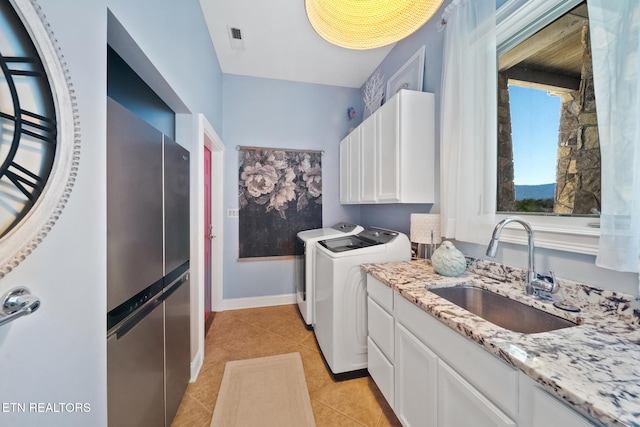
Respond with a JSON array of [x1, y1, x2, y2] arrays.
[[376, 97, 400, 202], [348, 128, 361, 203], [339, 136, 350, 203], [367, 297, 394, 360], [368, 337, 394, 408], [360, 116, 377, 202], [519, 373, 596, 427], [438, 360, 516, 427], [395, 292, 518, 418], [395, 323, 438, 427], [531, 388, 596, 427]]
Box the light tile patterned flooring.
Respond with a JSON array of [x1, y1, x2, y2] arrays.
[[171, 304, 402, 427]]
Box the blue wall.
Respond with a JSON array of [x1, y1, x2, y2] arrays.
[[109, 0, 223, 130], [216, 2, 452, 303], [221, 75, 362, 299], [219, 0, 638, 299]]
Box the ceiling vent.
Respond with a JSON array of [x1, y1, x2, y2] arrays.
[[227, 26, 245, 50]]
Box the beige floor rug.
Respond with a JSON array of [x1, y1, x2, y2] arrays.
[[210, 352, 316, 427]]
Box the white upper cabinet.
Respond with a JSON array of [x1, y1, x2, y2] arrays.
[[339, 136, 350, 204], [340, 90, 435, 204], [348, 127, 361, 203], [340, 127, 360, 203], [376, 95, 399, 202], [360, 115, 377, 203]]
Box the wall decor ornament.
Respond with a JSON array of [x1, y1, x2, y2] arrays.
[[0, 0, 81, 277], [238, 147, 322, 259], [364, 69, 385, 117]]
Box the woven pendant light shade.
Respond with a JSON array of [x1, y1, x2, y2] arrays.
[[305, 0, 444, 50]]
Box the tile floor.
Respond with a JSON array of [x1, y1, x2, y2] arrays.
[[171, 304, 402, 427]]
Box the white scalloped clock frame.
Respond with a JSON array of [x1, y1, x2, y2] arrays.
[[0, 0, 80, 277]]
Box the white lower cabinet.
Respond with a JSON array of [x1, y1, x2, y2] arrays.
[[367, 277, 395, 408], [366, 274, 599, 427], [519, 373, 597, 427], [393, 296, 514, 427], [438, 360, 516, 427], [368, 297, 394, 359], [368, 336, 394, 407], [394, 323, 438, 427]]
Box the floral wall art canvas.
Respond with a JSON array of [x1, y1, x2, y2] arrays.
[[238, 147, 323, 259]]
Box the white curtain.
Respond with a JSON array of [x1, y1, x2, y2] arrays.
[[588, 1, 640, 273], [440, 0, 497, 244]]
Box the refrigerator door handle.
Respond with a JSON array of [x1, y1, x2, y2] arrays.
[[161, 272, 189, 302], [108, 297, 162, 340]]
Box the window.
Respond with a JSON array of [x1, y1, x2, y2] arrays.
[[494, 0, 600, 255], [497, 1, 600, 217]]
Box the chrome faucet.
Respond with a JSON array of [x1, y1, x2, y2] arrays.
[[486, 216, 559, 296]]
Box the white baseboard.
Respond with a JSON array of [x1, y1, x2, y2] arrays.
[[222, 293, 297, 311], [190, 348, 204, 382]]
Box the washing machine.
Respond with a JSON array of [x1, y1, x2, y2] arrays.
[[314, 227, 411, 375], [295, 222, 363, 327]]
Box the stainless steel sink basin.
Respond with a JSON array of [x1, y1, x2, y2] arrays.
[[429, 286, 577, 334]]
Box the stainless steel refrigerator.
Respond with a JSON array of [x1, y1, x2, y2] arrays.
[[106, 97, 190, 427]]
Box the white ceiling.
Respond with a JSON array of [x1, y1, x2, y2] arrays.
[[199, 0, 395, 89]]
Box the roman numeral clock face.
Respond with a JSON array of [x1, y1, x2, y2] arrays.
[[0, 52, 56, 238], [0, 0, 79, 276]]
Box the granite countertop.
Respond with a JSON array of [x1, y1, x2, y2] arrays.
[[362, 258, 640, 427]]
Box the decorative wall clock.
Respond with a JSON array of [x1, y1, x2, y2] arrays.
[[0, 0, 80, 277]]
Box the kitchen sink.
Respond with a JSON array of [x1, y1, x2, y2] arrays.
[[428, 286, 577, 334]]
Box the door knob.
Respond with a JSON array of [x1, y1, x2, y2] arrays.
[[0, 287, 40, 327]]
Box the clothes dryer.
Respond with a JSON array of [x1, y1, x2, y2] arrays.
[[295, 222, 363, 327]]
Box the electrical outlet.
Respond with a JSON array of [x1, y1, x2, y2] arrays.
[[228, 209, 239, 218]]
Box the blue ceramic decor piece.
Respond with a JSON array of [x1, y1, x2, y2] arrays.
[[431, 241, 467, 277]]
